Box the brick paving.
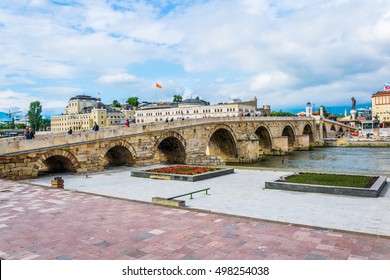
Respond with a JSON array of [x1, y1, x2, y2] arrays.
[[1, 179, 390, 260]]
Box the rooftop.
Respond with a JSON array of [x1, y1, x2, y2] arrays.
[[69, 95, 99, 101], [372, 91, 390, 97]]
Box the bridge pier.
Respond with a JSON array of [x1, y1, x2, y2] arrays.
[[271, 136, 289, 155], [295, 135, 310, 150], [236, 139, 261, 160]]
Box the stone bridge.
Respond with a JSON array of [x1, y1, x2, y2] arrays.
[[0, 117, 353, 180]]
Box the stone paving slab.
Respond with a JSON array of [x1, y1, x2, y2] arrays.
[[23, 166, 390, 237], [1, 179, 390, 260]]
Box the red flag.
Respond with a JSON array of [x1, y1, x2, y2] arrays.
[[155, 83, 162, 89]]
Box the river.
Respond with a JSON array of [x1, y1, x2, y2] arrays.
[[238, 147, 390, 175]]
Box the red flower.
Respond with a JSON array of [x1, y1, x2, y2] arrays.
[[148, 165, 218, 175]]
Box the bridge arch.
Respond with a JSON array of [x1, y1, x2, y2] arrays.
[[281, 124, 296, 149], [100, 140, 137, 167], [154, 131, 186, 164], [330, 124, 336, 131], [207, 125, 238, 160], [303, 123, 314, 143], [33, 149, 81, 177], [254, 125, 272, 154]]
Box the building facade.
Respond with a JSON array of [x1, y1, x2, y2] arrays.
[[372, 91, 390, 128], [51, 95, 133, 132], [134, 97, 270, 124]]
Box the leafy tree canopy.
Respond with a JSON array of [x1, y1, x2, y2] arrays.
[[270, 110, 294, 117], [112, 100, 121, 107], [173, 95, 182, 103], [27, 101, 43, 131], [126, 97, 139, 108]]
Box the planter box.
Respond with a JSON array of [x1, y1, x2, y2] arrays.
[[265, 174, 387, 197], [131, 167, 234, 182]]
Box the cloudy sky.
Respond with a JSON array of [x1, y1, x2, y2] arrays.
[[1, 0, 390, 116]]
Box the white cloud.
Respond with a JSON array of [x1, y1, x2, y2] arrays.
[[30, 86, 82, 95], [250, 71, 295, 91], [241, 0, 268, 15], [0, 89, 37, 112], [1, 0, 390, 114], [97, 73, 138, 84], [250, 75, 272, 91]]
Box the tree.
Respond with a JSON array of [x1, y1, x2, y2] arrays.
[[112, 100, 121, 107], [173, 95, 182, 103], [126, 97, 139, 108], [16, 123, 27, 129], [271, 110, 293, 117], [40, 117, 50, 130], [27, 101, 42, 131]]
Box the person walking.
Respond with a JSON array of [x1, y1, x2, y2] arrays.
[[26, 128, 35, 140], [125, 119, 129, 127], [92, 122, 99, 132], [68, 127, 73, 134]]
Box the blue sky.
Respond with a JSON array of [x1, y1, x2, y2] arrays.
[[1, 0, 390, 117]]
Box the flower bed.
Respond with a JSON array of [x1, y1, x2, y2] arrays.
[[147, 166, 218, 175], [265, 172, 387, 197], [283, 173, 376, 188], [131, 165, 234, 182]]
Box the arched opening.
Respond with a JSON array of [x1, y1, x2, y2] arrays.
[[207, 128, 237, 160], [282, 125, 295, 149], [330, 125, 336, 131], [339, 127, 344, 133], [255, 126, 272, 154], [104, 146, 134, 166], [156, 137, 186, 164], [39, 155, 76, 175], [303, 124, 314, 143]]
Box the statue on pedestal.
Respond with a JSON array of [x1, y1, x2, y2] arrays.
[[351, 97, 356, 110]]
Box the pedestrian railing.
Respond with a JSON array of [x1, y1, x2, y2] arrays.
[[167, 188, 210, 200]]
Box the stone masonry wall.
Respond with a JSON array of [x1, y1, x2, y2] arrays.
[[0, 117, 326, 180]]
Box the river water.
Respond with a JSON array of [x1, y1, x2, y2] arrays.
[[240, 147, 390, 175]]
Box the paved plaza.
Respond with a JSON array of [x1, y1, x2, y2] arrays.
[[23, 166, 390, 237], [1, 166, 390, 260]]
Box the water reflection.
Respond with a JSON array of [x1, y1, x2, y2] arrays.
[[242, 147, 390, 175]]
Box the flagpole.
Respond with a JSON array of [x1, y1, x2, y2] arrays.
[[155, 83, 162, 103]]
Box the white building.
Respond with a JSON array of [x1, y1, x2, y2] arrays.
[[135, 97, 270, 124], [51, 95, 134, 132]]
